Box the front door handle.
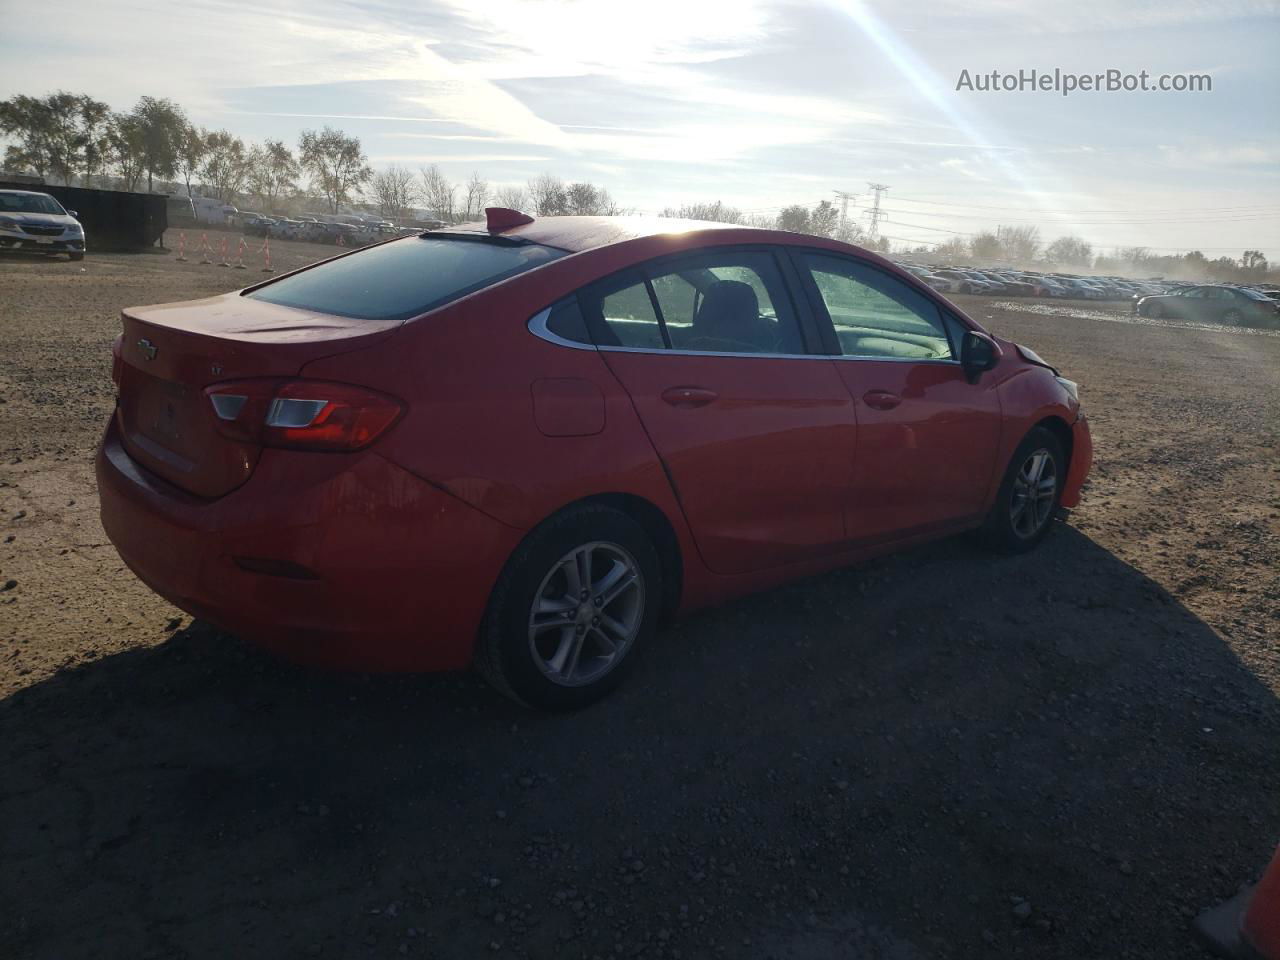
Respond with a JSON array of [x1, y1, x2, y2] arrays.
[[661, 386, 718, 408], [862, 390, 902, 411]]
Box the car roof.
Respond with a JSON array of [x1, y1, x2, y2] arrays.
[[433, 215, 759, 253], [0, 189, 55, 197]]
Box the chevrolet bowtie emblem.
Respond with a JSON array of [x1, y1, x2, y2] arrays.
[[137, 338, 157, 361]]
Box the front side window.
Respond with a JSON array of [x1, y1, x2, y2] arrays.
[[246, 235, 565, 322], [801, 253, 954, 361], [583, 251, 805, 355]]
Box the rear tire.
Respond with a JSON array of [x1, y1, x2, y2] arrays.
[[1223, 308, 1242, 326], [979, 427, 1065, 554], [476, 504, 661, 710]]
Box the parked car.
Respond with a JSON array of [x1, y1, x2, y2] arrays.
[[899, 264, 952, 293], [933, 270, 991, 294], [97, 212, 1092, 709], [243, 216, 276, 238], [268, 218, 300, 240], [0, 189, 86, 261], [1135, 284, 1280, 326]]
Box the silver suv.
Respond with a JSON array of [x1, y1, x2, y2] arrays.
[[0, 190, 86, 261]]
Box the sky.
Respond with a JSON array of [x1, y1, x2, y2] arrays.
[[2, 0, 1278, 257]]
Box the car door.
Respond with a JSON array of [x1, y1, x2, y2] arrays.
[[579, 248, 858, 575], [791, 250, 1004, 543]]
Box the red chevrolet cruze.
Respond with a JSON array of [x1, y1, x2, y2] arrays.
[[97, 210, 1092, 708]]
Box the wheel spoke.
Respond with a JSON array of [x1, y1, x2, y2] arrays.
[[545, 627, 576, 674], [563, 630, 587, 680], [595, 561, 638, 608], [589, 625, 618, 655]]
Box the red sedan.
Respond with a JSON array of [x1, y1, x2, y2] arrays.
[[97, 210, 1092, 709]]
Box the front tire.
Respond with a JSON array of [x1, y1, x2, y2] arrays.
[[69, 252, 84, 262], [1223, 308, 1242, 326], [476, 504, 661, 710], [979, 428, 1065, 553]]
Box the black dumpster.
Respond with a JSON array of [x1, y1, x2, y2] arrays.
[[0, 181, 168, 251]]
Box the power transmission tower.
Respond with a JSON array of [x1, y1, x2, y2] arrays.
[[866, 182, 889, 243], [834, 190, 858, 237]]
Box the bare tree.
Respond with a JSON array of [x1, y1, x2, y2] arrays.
[[1044, 235, 1093, 269], [419, 164, 456, 221], [527, 173, 567, 216], [371, 165, 419, 221], [492, 184, 528, 211], [463, 171, 489, 220], [298, 127, 373, 213], [996, 224, 1041, 263], [969, 230, 1002, 262], [659, 201, 745, 223]]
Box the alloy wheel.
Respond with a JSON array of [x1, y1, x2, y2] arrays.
[[527, 542, 644, 687], [1010, 449, 1058, 539]]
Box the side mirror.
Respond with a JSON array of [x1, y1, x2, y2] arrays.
[[960, 330, 1002, 383], [67, 210, 79, 218]]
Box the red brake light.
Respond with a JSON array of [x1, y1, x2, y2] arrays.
[[203, 379, 403, 452]]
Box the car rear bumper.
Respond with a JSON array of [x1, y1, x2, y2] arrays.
[[1061, 413, 1093, 509], [96, 417, 521, 672]]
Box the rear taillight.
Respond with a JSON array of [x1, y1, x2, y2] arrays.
[[203, 379, 403, 451], [110, 334, 123, 389]]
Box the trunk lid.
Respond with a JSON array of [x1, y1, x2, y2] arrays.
[[115, 292, 401, 498]]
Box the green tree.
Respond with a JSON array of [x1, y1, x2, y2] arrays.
[[201, 130, 252, 201], [0, 91, 85, 183], [130, 96, 185, 192], [248, 139, 299, 212], [808, 199, 839, 238], [176, 124, 206, 198], [298, 127, 372, 213], [77, 95, 113, 185], [107, 112, 147, 191], [775, 204, 810, 234]]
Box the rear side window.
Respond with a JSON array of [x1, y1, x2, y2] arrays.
[[246, 236, 565, 322]]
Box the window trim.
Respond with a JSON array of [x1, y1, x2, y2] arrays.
[[528, 301, 597, 352], [784, 247, 965, 365]]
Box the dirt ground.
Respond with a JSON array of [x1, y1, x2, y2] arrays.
[[1, 233, 1277, 960]]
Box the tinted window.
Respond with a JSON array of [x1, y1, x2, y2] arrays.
[[600, 279, 665, 348], [246, 236, 564, 322], [584, 251, 804, 355], [802, 253, 953, 361], [543, 297, 591, 344]]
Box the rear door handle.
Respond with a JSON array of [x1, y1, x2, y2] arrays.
[[862, 390, 902, 411], [661, 386, 718, 408]]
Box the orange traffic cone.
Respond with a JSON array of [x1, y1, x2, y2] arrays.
[[337, 233, 346, 247], [261, 237, 274, 273], [218, 235, 230, 267], [198, 232, 212, 265], [174, 232, 187, 262], [233, 238, 247, 269], [1196, 844, 1280, 959]]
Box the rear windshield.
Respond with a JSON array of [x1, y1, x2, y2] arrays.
[[245, 235, 566, 321]]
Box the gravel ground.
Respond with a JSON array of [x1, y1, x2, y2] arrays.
[[1, 235, 1278, 960]]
